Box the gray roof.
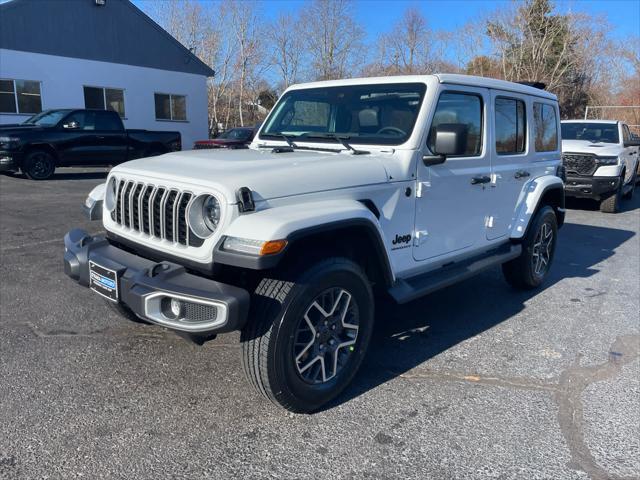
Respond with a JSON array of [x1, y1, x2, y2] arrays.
[[0, 0, 215, 77]]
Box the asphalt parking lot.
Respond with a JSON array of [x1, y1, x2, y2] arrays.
[[1, 167, 638, 480]]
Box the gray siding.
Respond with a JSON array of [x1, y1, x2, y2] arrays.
[[0, 0, 215, 77]]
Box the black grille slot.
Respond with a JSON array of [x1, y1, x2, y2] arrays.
[[122, 182, 134, 228], [164, 190, 178, 241], [177, 193, 192, 244], [115, 180, 125, 223], [131, 184, 143, 230], [141, 186, 153, 234], [562, 153, 596, 176], [152, 188, 165, 237]]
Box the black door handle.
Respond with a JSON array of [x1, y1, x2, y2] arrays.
[[471, 175, 491, 185], [514, 170, 530, 179]]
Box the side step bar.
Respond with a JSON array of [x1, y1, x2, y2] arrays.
[[388, 244, 522, 304]]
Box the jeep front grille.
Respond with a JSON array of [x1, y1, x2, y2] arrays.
[[110, 179, 203, 247], [562, 153, 597, 176]]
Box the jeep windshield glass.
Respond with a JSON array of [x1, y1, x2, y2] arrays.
[[23, 110, 71, 126], [260, 83, 426, 146], [561, 122, 619, 144]]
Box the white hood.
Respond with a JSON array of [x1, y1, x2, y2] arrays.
[[112, 148, 390, 203], [561, 139, 622, 157]]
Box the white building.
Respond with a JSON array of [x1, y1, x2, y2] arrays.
[[0, 0, 215, 148]]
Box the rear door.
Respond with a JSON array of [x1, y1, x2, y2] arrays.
[[486, 91, 529, 240], [413, 87, 491, 261]]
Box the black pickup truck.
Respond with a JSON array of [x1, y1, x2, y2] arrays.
[[0, 109, 181, 180]]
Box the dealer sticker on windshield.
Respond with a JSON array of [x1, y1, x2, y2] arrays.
[[89, 261, 119, 302]]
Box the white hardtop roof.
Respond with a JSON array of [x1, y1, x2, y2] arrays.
[[286, 74, 557, 101], [562, 119, 619, 124]]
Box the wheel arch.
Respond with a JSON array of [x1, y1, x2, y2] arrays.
[[510, 175, 565, 240], [213, 200, 395, 288]]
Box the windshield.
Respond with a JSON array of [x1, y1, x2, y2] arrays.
[[24, 110, 70, 126], [260, 83, 427, 146], [561, 122, 619, 144], [220, 128, 253, 140]]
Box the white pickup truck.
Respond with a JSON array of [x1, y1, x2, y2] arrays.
[[561, 120, 639, 212], [64, 74, 565, 412]]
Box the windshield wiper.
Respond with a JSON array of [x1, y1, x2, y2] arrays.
[[262, 133, 297, 148], [299, 133, 369, 155]]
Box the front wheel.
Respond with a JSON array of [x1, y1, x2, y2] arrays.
[[241, 258, 374, 413], [600, 178, 623, 213], [502, 205, 558, 290], [23, 150, 56, 180]]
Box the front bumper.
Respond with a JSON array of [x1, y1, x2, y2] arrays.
[[0, 151, 21, 172], [564, 175, 620, 200], [63, 229, 250, 333]]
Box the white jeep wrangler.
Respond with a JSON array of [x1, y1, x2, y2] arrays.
[[64, 74, 565, 413], [561, 120, 639, 213]]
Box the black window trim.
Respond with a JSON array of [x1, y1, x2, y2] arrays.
[[83, 85, 126, 119], [494, 95, 527, 156], [154, 92, 188, 122], [0, 78, 43, 115], [427, 89, 485, 158]]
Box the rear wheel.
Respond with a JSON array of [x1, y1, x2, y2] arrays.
[[502, 205, 558, 290], [241, 258, 374, 413], [23, 150, 55, 180]]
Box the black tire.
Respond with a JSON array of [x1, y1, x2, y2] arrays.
[[600, 178, 623, 213], [622, 172, 636, 200], [502, 205, 558, 290], [23, 150, 56, 180], [241, 257, 374, 413]]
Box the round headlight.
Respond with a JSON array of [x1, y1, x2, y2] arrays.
[[188, 194, 223, 239], [104, 177, 118, 212], [202, 195, 221, 231]]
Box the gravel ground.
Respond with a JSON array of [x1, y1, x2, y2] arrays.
[[1, 168, 638, 480]]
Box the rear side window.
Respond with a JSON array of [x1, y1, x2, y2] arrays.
[[95, 111, 123, 131], [428, 92, 483, 156], [533, 103, 558, 152], [495, 97, 525, 154]]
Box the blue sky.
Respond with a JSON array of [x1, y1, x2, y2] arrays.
[[135, 0, 640, 43]]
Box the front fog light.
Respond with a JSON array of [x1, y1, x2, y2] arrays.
[[161, 297, 184, 319], [222, 237, 287, 256]]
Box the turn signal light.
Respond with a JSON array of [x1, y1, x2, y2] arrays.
[[260, 240, 288, 256]]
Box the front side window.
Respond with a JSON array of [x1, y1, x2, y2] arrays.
[[495, 97, 526, 154], [154, 93, 187, 121], [560, 122, 619, 144], [533, 103, 558, 151], [83, 86, 125, 118], [63, 111, 96, 130], [0, 79, 42, 114], [428, 92, 483, 156], [261, 83, 426, 145]]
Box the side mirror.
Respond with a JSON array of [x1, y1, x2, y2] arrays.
[[63, 121, 79, 129], [423, 123, 469, 166]]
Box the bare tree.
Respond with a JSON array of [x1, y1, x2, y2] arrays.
[[301, 0, 365, 80], [268, 13, 304, 90]]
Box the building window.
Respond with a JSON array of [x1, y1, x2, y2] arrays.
[[154, 93, 187, 121], [83, 86, 125, 118], [0, 79, 42, 114], [495, 97, 526, 154]]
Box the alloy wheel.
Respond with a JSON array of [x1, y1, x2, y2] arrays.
[[532, 222, 554, 276], [293, 288, 359, 384]]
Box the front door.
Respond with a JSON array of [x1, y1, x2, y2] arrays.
[[413, 87, 491, 261]]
